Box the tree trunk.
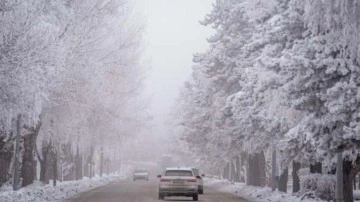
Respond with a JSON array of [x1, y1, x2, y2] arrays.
[[230, 158, 236, 182], [292, 161, 300, 193], [21, 122, 41, 187], [278, 167, 288, 193], [83, 159, 89, 178], [78, 155, 83, 179], [234, 156, 241, 182], [40, 161, 47, 183], [106, 158, 110, 175], [336, 152, 344, 202], [39, 141, 52, 184], [75, 135, 82, 180], [247, 152, 266, 187], [92, 162, 95, 178], [13, 114, 21, 191], [343, 156, 360, 202], [223, 162, 229, 180], [100, 147, 103, 177], [343, 160, 353, 202], [75, 151, 83, 180], [0, 134, 14, 187], [310, 162, 322, 174], [90, 162, 93, 179], [240, 152, 246, 183], [246, 156, 251, 186], [271, 147, 277, 191], [61, 143, 75, 181], [53, 155, 57, 187], [21, 134, 37, 187], [88, 146, 94, 179], [259, 151, 266, 186]]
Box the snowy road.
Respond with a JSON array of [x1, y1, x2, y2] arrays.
[[65, 179, 249, 202]]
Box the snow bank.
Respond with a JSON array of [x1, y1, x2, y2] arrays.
[[204, 178, 325, 202], [355, 190, 360, 202], [299, 173, 335, 201], [0, 174, 126, 202]]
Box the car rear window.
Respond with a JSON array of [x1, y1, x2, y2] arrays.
[[165, 170, 193, 176]]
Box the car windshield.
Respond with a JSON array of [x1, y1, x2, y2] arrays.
[[165, 170, 193, 176], [135, 169, 147, 173], [192, 168, 199, 176]]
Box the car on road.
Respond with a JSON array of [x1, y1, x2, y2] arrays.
[[191, 167, 204, 194], [158, 167, 200, 201], [133, 169, 149, 181]]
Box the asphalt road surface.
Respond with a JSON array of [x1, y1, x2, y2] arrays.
[[65, 179, 249, 202]]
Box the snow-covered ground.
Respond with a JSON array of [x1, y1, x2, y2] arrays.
[[204, 178, 326, 202], [0, 173, 128, 202], [355, 190, 360, 201]]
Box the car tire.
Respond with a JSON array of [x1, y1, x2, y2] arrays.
[[158, 193, 164, 200], [193, 194, 198, 201], [199, 188, 203, 195]]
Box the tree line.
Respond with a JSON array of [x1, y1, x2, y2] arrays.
[[174, 1, 360, 201], [0, 0, 147, 190]]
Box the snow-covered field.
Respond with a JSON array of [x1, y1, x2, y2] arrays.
[[204, 178, 326, 202], [0, 173, 128, 202]]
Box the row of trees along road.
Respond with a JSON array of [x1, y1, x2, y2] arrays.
[[173, 1, 360, 202], [0, 0, 149, 190]]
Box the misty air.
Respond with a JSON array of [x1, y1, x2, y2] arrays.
[[1, 0, 360, 202]]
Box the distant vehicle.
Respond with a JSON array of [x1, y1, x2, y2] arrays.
[[133, 169, 149, 181], [191, 168, 205, 194], [157, 167, 201, 201]]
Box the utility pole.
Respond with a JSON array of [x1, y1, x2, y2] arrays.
[[335, 151, 344, 202], [13, 114, 21, 191]]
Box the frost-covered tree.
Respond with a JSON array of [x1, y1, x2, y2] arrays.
[[35, 0, 147, 182], [278, 1, 360, 200], [0, 0, 147, 187], [175, 0, 296, 185], [0, 0, 69, 186], [175, 0, 360, 199]]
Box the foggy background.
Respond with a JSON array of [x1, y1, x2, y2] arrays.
[[131, 0, 214, 162]]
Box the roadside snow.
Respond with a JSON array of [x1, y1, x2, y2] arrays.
[[0, 174, 126, 202], [204, 178, 326, 202], [355, 190, 360, 202]]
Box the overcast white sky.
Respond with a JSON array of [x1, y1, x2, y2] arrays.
[[135, 0, 215, 139]]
